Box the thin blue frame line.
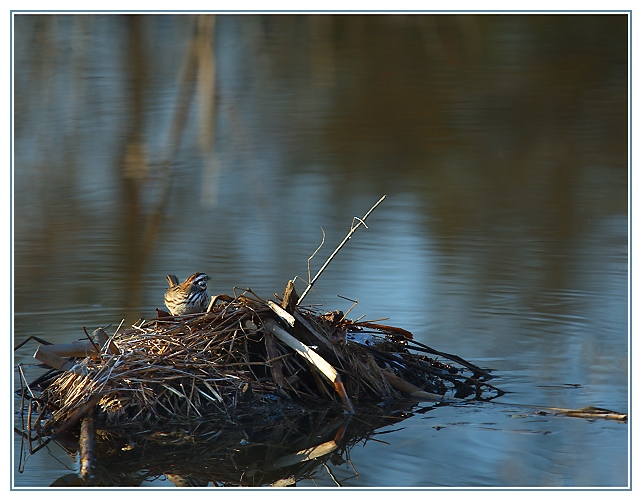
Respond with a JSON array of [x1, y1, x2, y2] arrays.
[[8, 10, 635, 13]]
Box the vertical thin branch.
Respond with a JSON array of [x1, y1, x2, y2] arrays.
[[308, 227, 326, 285], [297, 195, 386, 305]]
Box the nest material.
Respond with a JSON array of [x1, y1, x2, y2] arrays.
[[22, 283, 502, 436]]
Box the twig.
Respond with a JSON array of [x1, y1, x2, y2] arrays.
[[79, 412, 96, 481], [113, 319, 126, 336], [14, 335, 54, 351], [261, 320, 338, 383], [297, 195, 386, 305], [291, 310, 339, 356], [382, 370, 444, 401], [336, 295, 358, 321], [267, 300, 295, 327], [268, 440, 339, 470], [260, 319, 354, 414], [82, 326, 101, 353], [308, 227, 326, 285], [53, 393, 104, 435], [488, 401, 628, 422]]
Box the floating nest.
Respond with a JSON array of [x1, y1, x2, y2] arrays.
[[18, 280, 502, 441]]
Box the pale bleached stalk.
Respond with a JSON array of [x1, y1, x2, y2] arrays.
[[297, 195, 386, 305]]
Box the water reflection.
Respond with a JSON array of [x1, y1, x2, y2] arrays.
[[13, 13, 628, 487], [25, 402, 423, 487]]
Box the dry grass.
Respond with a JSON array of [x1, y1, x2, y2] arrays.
[[19, 285, 502, 439]]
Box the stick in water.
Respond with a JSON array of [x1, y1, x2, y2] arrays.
[[297, 195, 386, 305]]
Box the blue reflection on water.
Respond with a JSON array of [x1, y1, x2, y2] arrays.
[[13, 14, 628, 488]]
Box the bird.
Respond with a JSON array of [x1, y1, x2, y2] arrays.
[[163, 272, 211, 316]]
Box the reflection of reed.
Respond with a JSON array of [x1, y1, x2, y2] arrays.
[[117, 15, 149, 317], [309, 15, 335, 88], [195, 16, 219, 208], [13, 15, 626, 324], [117, 15, 219, 315]]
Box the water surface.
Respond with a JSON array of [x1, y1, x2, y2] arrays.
[[12, 13, 629, 488]]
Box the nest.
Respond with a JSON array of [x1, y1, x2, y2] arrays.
[[18, 281, 502, 441]]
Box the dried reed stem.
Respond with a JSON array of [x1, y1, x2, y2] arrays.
[[297, 195, 386, 305]]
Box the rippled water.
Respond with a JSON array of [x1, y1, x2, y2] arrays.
[[12, 13, 629, 488]]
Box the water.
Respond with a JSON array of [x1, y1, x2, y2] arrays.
[[11, 13, 629, 488]]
